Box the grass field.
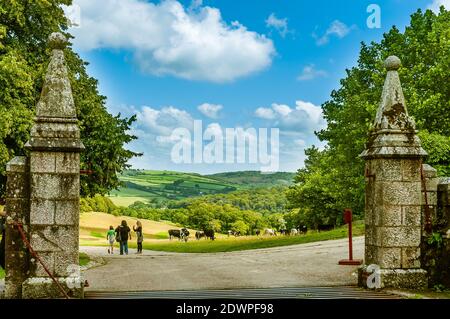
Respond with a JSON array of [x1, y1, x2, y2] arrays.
[[80, 215, 365, 253], [108, 170, 295, 207]]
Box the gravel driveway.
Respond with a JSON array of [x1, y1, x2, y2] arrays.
[[81, 237, 364, 292]]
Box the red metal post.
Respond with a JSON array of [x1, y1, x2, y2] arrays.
[[339, 209, 362, 266], [348, 219, 353, 260]]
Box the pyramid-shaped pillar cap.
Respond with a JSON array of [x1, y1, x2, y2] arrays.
[[360, 56, 427, 159], [35, 32, 76, 119], [372, 56, 416, 131]]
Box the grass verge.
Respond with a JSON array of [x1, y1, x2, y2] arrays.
[[79, 252, 91, 266], [80, 222, 365, 253]]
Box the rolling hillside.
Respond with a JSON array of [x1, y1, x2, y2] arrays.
[[108, 170, 295, 207]]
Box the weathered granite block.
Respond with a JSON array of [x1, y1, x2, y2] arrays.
[[54, 251, 79, 277], [379, 226, 421, 247], [31, 252, 55, 277], [22, 277, 84, 299], [29, 226, 78, 252], [4, 251, 28, 299], [358, 266, 428, 290], [402, 206, 421, 227], [401, 160, 421, 182], [30, 199, 55, 225], [5, 198, 29, 220], [376, 159, 402, 181], [30, 152, 56, 173], [31, 174, 79, 200], [401, 247, 421, 268], [375, 205, 402, 226], [422, 191, 437, 206], [377, 247, 402, 268], [5, 174, 28, 199], [365, 245, 377, 265], [55, 152, 79, 174], [382, 181, 421, 206], [55, 200, 79, 225]]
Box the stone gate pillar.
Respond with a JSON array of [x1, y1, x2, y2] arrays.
[[21, 33, 85, 298], [4, 157, 29, 298], [358, 56, 428, 289]]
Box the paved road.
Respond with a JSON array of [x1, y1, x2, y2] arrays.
[[81, 237, 364, 292]]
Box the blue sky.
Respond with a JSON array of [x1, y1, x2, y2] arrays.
[[66, 0, 447, 173]]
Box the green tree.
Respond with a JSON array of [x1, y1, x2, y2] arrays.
[[0, 0, 140, 198], [288, 8, 450, 224]]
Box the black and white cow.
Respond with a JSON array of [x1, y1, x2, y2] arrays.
[[204, 229, 215, 240], [168, 228, 190, 242], [195, 231, 205, 240]]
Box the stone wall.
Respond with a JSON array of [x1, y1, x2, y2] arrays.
[[4, 157, 29, 298], [421, 177, 450, 287]]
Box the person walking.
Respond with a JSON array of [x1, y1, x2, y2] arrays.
[[106, 226, 116, 254], [133, 221, 144, 254], [115, 220, 131, 255]]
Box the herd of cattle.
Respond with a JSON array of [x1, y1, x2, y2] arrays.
[[167, 225, 311, 242]]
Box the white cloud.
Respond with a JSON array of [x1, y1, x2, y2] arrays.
[[255, 107, 276, 120], [314, 20, 352, 46], [428, 0, 450, 11], [265, 13, 290, 38], [136, 105, 194, 136], [297, 64, 328, 81], [198, 103, 223, 119], [255, 100, 326, 132], [67, 0, 275, 82]]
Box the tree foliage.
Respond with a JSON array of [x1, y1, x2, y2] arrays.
[[0, 0, 140, 197], [287, 8, 450, 225]]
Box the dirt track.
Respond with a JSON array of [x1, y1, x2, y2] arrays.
[[81, 237, 364, 292]]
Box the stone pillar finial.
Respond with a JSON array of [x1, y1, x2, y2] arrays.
[[360, 55, 427, 159], [35, 32, 76, 119], [48, 32, 68, 50]]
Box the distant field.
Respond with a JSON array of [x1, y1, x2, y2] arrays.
[[108, 170, 295, 207]]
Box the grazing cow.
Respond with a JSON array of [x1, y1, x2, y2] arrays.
[[181, 228, 190, 242], [204, 229, 215, 240], [195, 231, 205, 240], [228, 230, 241, 237], [169, 228, 190, 242], [318, 224, 334, 232], [297, 225, 308, 235], [264, 229, 277, 236], [279, 229, 288, 236], [290, 228, 298, 236], [255, 229, 261, 236], [168, 229, 181, 240]]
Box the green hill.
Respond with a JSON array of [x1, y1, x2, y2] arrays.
[[206, 171, 295, 188], [108, 170, 295, 207]]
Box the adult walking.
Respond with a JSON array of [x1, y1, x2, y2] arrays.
[[133, 221, 144, 254], [115, 220, 131, 255]]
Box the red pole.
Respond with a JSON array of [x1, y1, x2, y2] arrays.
[[338, 209, 362, 266], [348, 219, 353, 260]]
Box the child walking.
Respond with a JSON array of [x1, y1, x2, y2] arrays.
[[106, 226, 115, 254]]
